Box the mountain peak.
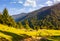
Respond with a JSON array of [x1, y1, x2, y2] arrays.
[[13, 3, 60, 22]]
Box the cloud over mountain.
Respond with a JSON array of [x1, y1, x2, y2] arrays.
[[24, 0, 37, 7]]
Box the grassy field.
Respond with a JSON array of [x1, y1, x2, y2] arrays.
[[0, 24, 60, 41]]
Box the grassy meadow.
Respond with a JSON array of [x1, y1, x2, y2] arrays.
[[0, 24, 60, 41]]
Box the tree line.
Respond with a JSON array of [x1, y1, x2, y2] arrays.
[[0, 8, 60, 30]]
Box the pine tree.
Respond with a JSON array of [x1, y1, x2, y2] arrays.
[[17, 22, 24, 29], [2, 8, 17, 28], [3, 8, 9, 17], [24, 20, 31, 29], [0, 13, 3, 24]]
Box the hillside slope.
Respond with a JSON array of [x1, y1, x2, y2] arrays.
[[0, 24, 60, 41], [12, 3, 60, 29], [12, 13, 28, 22], [20, 3, 60, 29]]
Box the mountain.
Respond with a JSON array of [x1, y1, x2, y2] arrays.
[[12, 13, 28, 22], [26, 3, 60, 19], [12, 3, 60, 29]]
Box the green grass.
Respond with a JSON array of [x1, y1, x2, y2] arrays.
[[0, 24, 60, 41]]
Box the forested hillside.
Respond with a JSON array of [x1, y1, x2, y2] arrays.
[[17, 3, 60, 30], [0, 3, 60, 30], [0, 2, 60, 41]]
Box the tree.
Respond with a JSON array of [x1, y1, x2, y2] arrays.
[[24, 20, 31, 29], [17, 22, 24, 29], [3, 8, 9, 18], [1, 8, 17, 28], [0, 13, 3, 24]]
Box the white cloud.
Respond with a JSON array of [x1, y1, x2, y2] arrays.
[[46, 1, 53, 6], [9, 7, 37, 15], [28, 8, 36, 12], [18, 1, 23, 4], [10, 0, 23, 4], [24, 0, 37, 7], [10, 8, 16, 11], [9, 8, 26, 15], [53, 0, 60, 3], [39, 4, 46, 7]]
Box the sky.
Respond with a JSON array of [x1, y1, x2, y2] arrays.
[[0, 0, 60, 15]]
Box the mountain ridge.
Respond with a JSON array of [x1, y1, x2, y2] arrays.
[[13, 3, 60, 21], [12, 3, 60, 29]]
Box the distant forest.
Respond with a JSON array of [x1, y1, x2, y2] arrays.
[[0, 8, 60, 30]]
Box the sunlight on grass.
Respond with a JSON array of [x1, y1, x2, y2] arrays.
[[0, 24, 60, 36], [0, 32, 12, 41], [0, 24, 60, 41]]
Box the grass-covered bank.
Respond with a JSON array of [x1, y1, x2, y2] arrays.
[[0, 24, 60, 41]]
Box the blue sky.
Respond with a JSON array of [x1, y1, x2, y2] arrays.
[[0, 0, 60, 15]]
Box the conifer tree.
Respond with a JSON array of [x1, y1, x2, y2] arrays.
[[24, 20, 31, 29], [17, 22, 24, 29], [3, 8, 9, 17], [2, 8, 17, 27]]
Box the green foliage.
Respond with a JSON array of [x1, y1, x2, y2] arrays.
[[23, 20, 31, 29], [17, 22, 24, 29], [21, 9, 60, 30], [3, 8, 9, 17], [0, 8, 60, 30], [0, 8, 17, 28]]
